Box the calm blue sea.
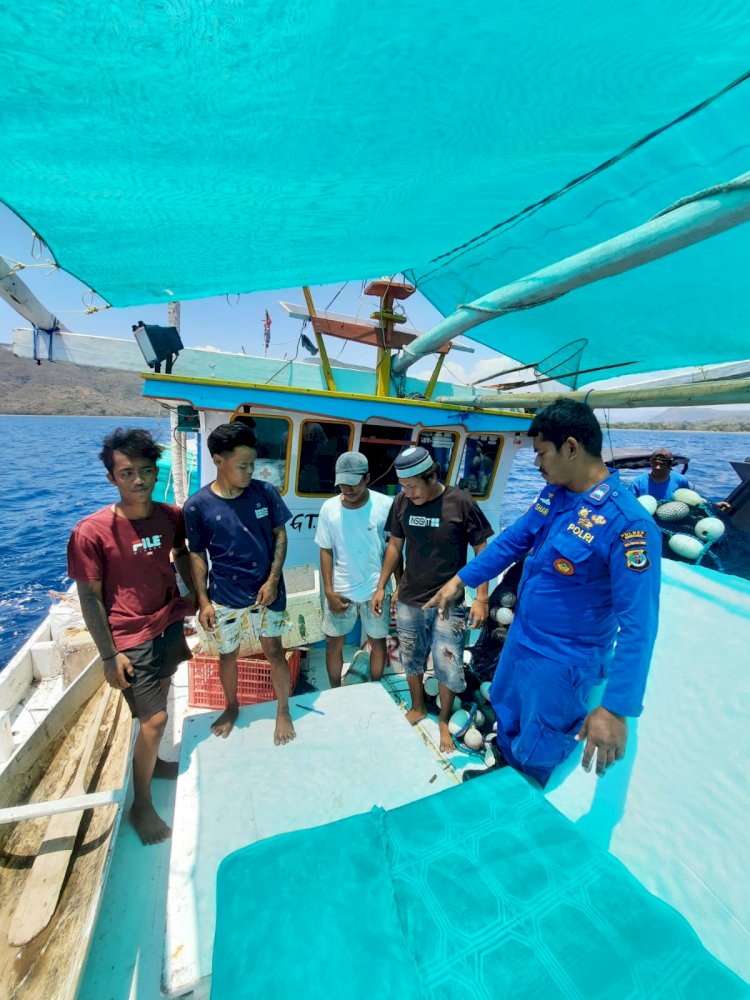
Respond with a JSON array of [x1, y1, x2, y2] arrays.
[[1, 415, 748, 667]]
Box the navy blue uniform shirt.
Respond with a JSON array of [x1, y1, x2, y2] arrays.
[[184, 480, 291, 609], [459, 471, 661, 717]]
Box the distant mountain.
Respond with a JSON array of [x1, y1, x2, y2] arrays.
[[653, 407, 749, 424], [0, 343, 160, 416]]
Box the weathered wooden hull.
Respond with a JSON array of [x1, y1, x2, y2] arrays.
[[0, 662, 132, 1000]]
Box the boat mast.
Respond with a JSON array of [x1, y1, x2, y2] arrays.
[[167, 300, 188, 506]]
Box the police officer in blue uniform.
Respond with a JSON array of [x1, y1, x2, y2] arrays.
[[425, 399, 661, 786]]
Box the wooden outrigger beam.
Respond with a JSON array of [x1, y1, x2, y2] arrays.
[[393, 172, 750, 374]]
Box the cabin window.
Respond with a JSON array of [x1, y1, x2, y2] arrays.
[[417, 430, 459, 483], [359, 423, 414, 496], [233, 414, 291, 493], [296, 419, 354, 496], [457, 434, 503, 498]]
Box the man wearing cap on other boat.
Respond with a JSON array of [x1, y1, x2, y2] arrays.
[[184, 422, 295, 743], [424, 399, 661, 786], [315, 451, 395, 687], [629, 449, 691, 502], [67, 428, 196, 845], [371, 446, 493, 753]]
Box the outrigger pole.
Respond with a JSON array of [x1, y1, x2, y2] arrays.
[[437, 375, 750, 410], [392, 172, 750, 375]]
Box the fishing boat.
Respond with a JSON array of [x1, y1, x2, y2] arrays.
[[2, 2, 750, 997]]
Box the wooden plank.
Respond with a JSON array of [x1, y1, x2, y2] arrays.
[[0, 681, 132, 999], [9, 687, 112, 945]]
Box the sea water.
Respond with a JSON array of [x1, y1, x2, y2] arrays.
[[1, 415, 748, 667]]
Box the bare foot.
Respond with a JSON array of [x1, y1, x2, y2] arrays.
[[274, 709, 296, 746], [405, 707, 427, 725], [438, 721, 455, 754], [212, 704, 239, 738], [129, 802, 172, 845], [153, 757, 179, 780]]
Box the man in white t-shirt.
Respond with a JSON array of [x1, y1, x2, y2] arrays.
[[315, 452, 394, 687]]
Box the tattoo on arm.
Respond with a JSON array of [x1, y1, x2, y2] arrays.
[[76, 580, 118, 660], [189, 551, 210, 603], [268, 527, 287, 581]]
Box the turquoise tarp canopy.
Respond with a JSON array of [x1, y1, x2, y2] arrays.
[[2, 2, 750, 378]]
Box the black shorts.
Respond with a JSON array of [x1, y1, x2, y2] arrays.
[[121, 619, 191, 721]]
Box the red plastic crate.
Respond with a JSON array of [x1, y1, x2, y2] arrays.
[[187, 649, 301, 709]]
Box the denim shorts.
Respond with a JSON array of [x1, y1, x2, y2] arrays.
[[323, 595, 391, 640], [212, 603, 292, 655], [395, 601, 467, 693]]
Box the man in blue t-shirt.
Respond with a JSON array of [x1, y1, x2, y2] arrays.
[[184, 423, 294, 742], [629, 449, 691, 501]]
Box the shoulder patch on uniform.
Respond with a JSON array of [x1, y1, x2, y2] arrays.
[[588, 483, 610, 503], [621, 529, 647, 548], [625, 547, 650, 572]]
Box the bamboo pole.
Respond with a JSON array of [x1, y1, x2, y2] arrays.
[[392, 173, 750, 375], [435, 376, 750, 410]]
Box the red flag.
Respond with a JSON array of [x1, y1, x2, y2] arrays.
[[263, 309, 272, 348]]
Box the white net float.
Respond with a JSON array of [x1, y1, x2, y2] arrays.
[[655, 500, 690, 522], [493, 606, 514, 625], [448, 709, 470, 734], [499, 592, 516, 608], [479, 680, 492, 702], [437, 693, 462, 712], [636, 494, 657, 516], [694, 516, 726, 542], [423, 674, 439, 698], [462, 726, 484, 750], [673, 487, 705, 507], [668, 533, 704, 561]]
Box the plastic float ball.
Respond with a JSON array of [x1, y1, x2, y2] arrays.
[[499, 592, 517, 608], [462, 649, 472, 665], [483, 746, 496, 767], [448, 709, 470, 735], [673, 487, 706, 507], [492, 720, 497, 732], [423, 674, 439, 698], [637, 494, 658, 516], [463, 726, 484, 750], [437, 693, 462, 712], [491, 628, 508, 642], [473, 708, 486, 728], [668, 533, 705, 561], [655, 500, 691, 523], [492, 607, 515, 625], [479, 680, 492, 702], [694, 517, 726, 542]]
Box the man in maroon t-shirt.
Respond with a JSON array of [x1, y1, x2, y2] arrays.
[[67, 428, 195, 846]]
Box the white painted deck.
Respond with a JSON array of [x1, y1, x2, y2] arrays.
[[78, 648, 459, 1000], [163, 682, 456, 998]]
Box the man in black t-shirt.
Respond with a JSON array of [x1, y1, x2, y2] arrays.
[[372, 446, 493, 752]]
